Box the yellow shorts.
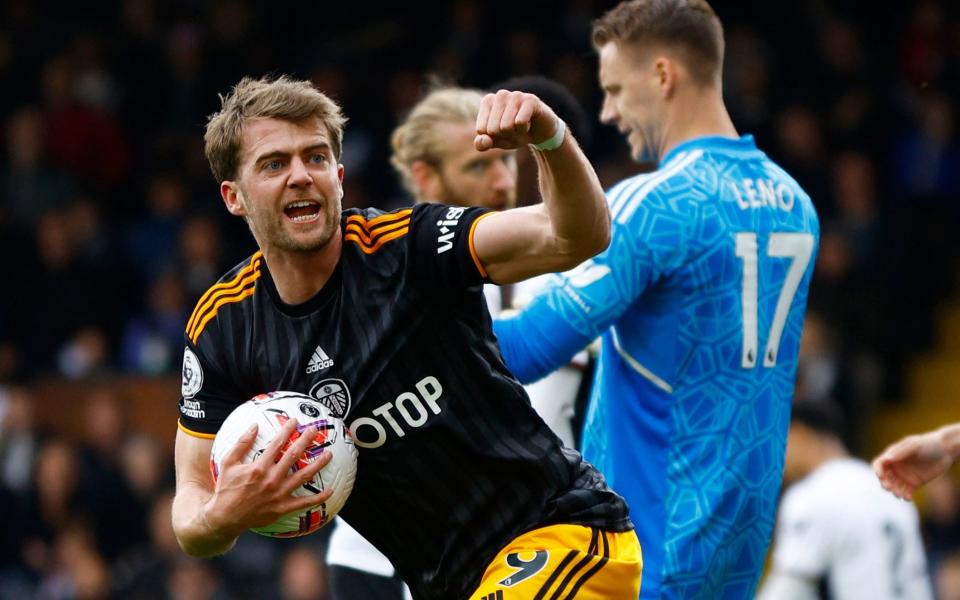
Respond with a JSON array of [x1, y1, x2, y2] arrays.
[[469, 524, 642, 600]]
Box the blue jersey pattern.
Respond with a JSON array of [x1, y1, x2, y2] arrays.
[[494, 135, 819, 599]]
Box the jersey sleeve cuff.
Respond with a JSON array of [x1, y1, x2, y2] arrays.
[[468, 211, 497, 279]]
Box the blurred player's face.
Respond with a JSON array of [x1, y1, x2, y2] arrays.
[[598, 41, 664, 163], [425, 122, 517, 210], [223, 117, 344, 254]]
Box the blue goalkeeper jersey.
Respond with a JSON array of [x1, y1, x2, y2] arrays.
[[495, 135, 819, 599]]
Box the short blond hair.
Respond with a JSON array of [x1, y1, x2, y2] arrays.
[[390, 87, 484, 195], [204, 75, 347, 182]]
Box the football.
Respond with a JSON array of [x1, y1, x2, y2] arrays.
[[210, 390, 358, 537]]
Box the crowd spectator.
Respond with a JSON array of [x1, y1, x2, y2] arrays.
[[0, 106, 74, 230]]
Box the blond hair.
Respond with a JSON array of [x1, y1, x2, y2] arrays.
[[204, 75, 347, 182], [390, 87, 484, 195], [592, 0, 725, 86]]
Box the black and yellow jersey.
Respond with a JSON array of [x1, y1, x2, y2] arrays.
[[177, 203, 631, 600]]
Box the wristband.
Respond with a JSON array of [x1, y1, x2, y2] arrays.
[[530, 119, 566, 151]]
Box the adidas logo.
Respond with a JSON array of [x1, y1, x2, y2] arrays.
[[306, 345, 335, 374]]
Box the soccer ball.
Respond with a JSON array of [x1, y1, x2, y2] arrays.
[[210, 390, 358, 537]]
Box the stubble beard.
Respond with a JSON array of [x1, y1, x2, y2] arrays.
[[246, 201, 340, 254]]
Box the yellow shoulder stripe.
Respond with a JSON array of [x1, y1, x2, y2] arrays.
[[346, 208, 412, 232], [186, 252, 263, 334], [345, 217, 410, 245], [344, 209, 413, 254], [346, 227, 410, 254], [188, 275, 260, 344]]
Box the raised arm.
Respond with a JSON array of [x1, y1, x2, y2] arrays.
[[471, 90, 610, 284], [873, 422, 960, 500], [171, 420, 331, 556]]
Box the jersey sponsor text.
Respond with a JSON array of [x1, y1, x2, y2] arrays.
[[436, 206, 467, 254], [348, 376, 443, 449], [180, 398, 206, 419]]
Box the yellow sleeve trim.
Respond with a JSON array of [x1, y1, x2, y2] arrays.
[[178, 420, 217, 439], [468, 211, 497, 279]]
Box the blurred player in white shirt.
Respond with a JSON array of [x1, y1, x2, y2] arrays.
[[759, 402, 932, 600]]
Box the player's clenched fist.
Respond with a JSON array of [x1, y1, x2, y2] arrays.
[[475, 90, 562, 151]]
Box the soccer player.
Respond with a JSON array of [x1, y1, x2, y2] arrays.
[[490, 75, 600, 450], [390, 87, 518, 213], [874, 422, 960, 500], [759, 402, 932, 600], [326, 86, 518, 600], [493, 1, 821, 597], [170, 76, 642, 600]]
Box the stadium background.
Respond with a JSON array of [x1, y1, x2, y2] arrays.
[[0, 0, 958, 597]]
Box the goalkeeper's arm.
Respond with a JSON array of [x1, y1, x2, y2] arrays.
[[494, 291, 592, 384]]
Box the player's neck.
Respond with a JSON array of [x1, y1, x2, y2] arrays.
[[261, 229, 343, 305], [659, 90, 738, 161]]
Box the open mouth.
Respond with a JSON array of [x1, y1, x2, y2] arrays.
[[284, 200, 322, 223]]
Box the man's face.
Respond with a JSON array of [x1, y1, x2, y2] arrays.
[[598, 41, 664, 163], [224, 117, 344, 254], [431, 122, 517, 210]]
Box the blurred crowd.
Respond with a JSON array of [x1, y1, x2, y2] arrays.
[[0, 0, 959, 598], [0, 384, 328, 599]]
